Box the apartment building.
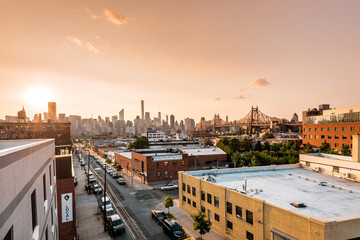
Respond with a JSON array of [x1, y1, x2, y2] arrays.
[[179, 164, 360, 240], [0, 139, 59, 240]]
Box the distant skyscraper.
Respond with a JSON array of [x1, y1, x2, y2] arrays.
[[170, 115, 175, 129], [145, 112, 151, 127], [58, 113, 66, 122], [43, 112, 49, 122], [48, 102, 56, 121], [119, 109, 124, 121], [166, 115, 169, 124], [226, 115, 228, 122], [141, 100, 144, 120], [158, 112, 161, 126]]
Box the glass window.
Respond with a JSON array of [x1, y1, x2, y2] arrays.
[[328, 135, 332, 139], [187, 185, 190, 194], [181, 160, 185, 165], [328, 127, 331, 131], [246, 231, 254, 240], [201, 191, 205, 201], [183, 196, 186, 202], [164, 161, 168, 167], [315, 128, 318, 132], [304, 128, 306, 132], [315, 135, 319, 139], [321, 128, 325, 132], [164, 171, 168, 178], [201, 206, 206, 213], [207, 193, 212, 204], [226, 220, 233, 230], [156, 162, 159, 167], [246, 210, 253, 225], [351, 127, 356, 131], [214, 197, 219, 207], [193, 201, 196, 208], [342, 127, 347, 131], [335, 127, 339, 131], [303, 135, 307, 139], [335, 135, 339, 139], [321, 135, 325, 139], [173, 161, 177, 166], [215, 213, 220, 222], [226, 202, 232, 214], [236, 206, 242, 219], [157, 172, 161, 177], [182, 183, 186, 191], [309, 128, 312, 132], [31, 190, 37, 230], [192, 187, 196, 196], [188, 198, 191, 205], [342, 135, 347, 139]]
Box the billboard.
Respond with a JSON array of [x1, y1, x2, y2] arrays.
[[61, 193, 73, 223]]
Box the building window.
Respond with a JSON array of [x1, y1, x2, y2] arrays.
[[188, 198, 191, 205], [31, 190, 37, 231], [182, 183, 186, 191], [201, 206, 206, 213], [351, 127, 356, 131], [173, 161, 177, 166], [303, 135, 307, 139], [201, 191, 205, 201], [181, 160, 185, 165], [227, 202, 232, 214], [43, 174, 47, 201], [246, 231, 254, 240], [315, 135, 319, 139], [335, 127, 339, 131], [164, 161, 168, 167], [193, 201, 196, 208], [207, 193, 212, 204], [303, 128, 306, 132], [134, 158, 140, 163], [226, 220, 233, 230], [335, 135, 339, 139], [306, 162, 310, 167], [164, 171, 168, 178], [309, 128, 312, 132], [342, 127, 347, 131], [342, 135, 347, 139], [328, 135, 332, 139], [335, 143, 339, 147], [321, 135, 325, 139], [183, 196, 186, 202], [192, 187, 196, 196], [321, 128, 325, 131], [156, 162, 159, 167], [51, 207, 54, 225], [246, 210, 253, 225], [315, 128, 318, 132], [236, 206, 242, 219], [215, 213, 220, 222], [157, 172, 161, 177], [333, 166, 339, 173], [49, 166, 52, 186], [214, 197, 219, 207], [309, 135, 313, 139], [328, 127, 331, 131], [187, 185, 190, 194]]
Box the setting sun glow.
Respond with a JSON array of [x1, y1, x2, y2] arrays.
[[25, 86, 53, 109]]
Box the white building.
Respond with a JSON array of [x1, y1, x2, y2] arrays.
[[147, 130, 166, 142], [0, 139, 59, 240]]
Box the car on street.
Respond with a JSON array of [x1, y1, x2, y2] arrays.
[[111, 172, 118, 178], [93, 184, 102, 194], [89, 176, 96, 183], [101, 163, 106, 168], [151, 209, 166, 225], [80, 160, 86, 166], [100, 196, 112, 211], [162, 219, 187, 240], [117, 178, 126, 185], [109, 214, 125, 235], [161, 183, 178, 191]]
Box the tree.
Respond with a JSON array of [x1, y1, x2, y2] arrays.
[[341, 144, 351, 156], [270, 143, 280, 152], [239, 137, 252, 151], [204, 139, 213, 146], [216, 141, 225, 150], [164, 195, 174, 214], [319, 140, 331, 153], [229, 138, 240, 152], [263, 132, 275, 139], [191, 211, 211, 240], [249, 155, 261, 167], [219, 137, 230, 146], [106, 158, 112, 164], [263, 141, 271, 151], [231, 152, 242, 168], [128, 136, 149, 149], [253, 141, 263, 151], [303, 143, 314, 153]]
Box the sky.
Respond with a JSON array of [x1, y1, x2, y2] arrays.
[[1, 0, 360, 123]]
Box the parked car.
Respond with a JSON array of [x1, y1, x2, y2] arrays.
[[101, 163, 106, 168], [151, 209, 166, 224], [80, 160, 86, 166], [117, 178, 126, 185], [103, 207, 116, 220], [93, 184, 102, 194], [111, 172, 118, 178], [109, 214, 125, 235], [89, 176, 96, 183], [100, 197, 112, 211], [162, 219, 186, 240], [74, 176, 78, 186], [161, 183, 178, 191], [106, 167, 113, 174]]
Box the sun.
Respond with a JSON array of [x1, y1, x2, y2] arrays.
[[25, 86, 53, 109]]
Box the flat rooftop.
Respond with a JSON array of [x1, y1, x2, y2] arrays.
[[180, 147, 226, 156], [0, 139, 54, 157], [185, 165, 360, 220]]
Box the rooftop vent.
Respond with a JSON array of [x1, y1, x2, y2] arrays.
[[290, 202, 307, 208], [319, 181, 327, 186]]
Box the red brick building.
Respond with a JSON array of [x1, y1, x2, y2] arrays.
[[302, 105, 360, 150]]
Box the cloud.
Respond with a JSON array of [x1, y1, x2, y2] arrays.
[[214, 97, 221, 101], [66, 36, 99, 54], [237, 88, 244, 92], [236, 95, 245, 99], [85, 8, 102, 20], [249, 77, 270, 87], [104, 9, 128, 25]]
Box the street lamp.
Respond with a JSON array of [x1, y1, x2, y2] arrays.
[[84, 149, 90, 187], [103, 161, 107, 231]]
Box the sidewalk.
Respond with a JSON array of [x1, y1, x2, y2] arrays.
[[74, 157, 110, 240]]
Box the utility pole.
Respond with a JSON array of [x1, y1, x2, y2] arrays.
[[103, 163, 107, 231]]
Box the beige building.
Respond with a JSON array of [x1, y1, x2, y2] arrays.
[[179, 163, 360, 240]]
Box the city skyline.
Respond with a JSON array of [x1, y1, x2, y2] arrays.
[[1, 0, 360, 121]]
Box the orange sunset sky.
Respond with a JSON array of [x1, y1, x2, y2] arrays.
[[1, 0, 360, 122]]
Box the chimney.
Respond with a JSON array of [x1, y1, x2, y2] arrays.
[[353, 134, 360, 163]]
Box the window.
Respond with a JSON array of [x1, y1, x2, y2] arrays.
[[342, 127, 347, 131], [207, 193, 212, 204], [303, 128, 306, 132], [226, 220, 233, 230], [351, 127, 356, 131], [315, 128, 318, 132], [156, 162, 159, 167], [321, 127, 325, 131], [309, 128, 312, 132], [181, 160, 185, 165], [164, 161, 168, 167], [173, 161, 177, 166], [187, 185, 190, 194], [328, 135, 332, 139], [183, 196, 186, 202], [236, 206, 242, 219], [246, 231, 254, 240], [201, 191, 205, 201], [188, 198, 191, 205], [328, 127, 331, 131], [192, 187, 196, 196], [246, 210, 253, 225], [134, 159, 140, 163], [321, 135, 325, 139], [49, 166, 52, 186], [215, 213, 220, 222], [335, 135, 339, 139], [315, 135, 319, 139], [335, 143, 339, 147], [31, 190, 37, 230], [182, 183, 186, 191], [53, 159, 56, 178], [51, 207, 54, 225], [303, 135, 307, 139], [335, 127, 339, 131], [157, 172, 161, 177], [227, 202, 232, 214], [43, 174, 47, 201], [306, 162, 310, 167], [342, 135, 347, 139], [201, 206, 206, 213], [214, 197, 219, 208], [164, 171, 168, 178], [309, 135, 313, 139], [192, 201, 196, 208]]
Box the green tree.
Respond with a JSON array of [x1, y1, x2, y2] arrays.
[[230, 152, 242, 168], [164, 195, 174, 214], [319, 140, 331, 153], [249, 155, 261, 167], [219, 137, 230, 146], [303, 143, 314, 153], [263, 141, 271, 151], [204, 139, 213, 146], [128, 136, 150, 149], [270, 143, 280, 152], [106, 158, 112, 164], [229, 138, 241, 152], [263, 132, 275, 139], [240, 137, 253, 151], [253, 141, 263, 151], [216, 141, 225, 150], [279, 143, 288, 153], [341, 144, 351, 156], [191, 211, 211, 240]]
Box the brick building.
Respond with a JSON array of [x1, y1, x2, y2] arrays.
[[302, 105, 360, 150]]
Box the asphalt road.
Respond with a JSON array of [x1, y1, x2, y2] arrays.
[[76, 151, 179, 240]]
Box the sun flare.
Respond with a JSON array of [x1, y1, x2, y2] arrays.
[[25, 86, 53, 109]]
